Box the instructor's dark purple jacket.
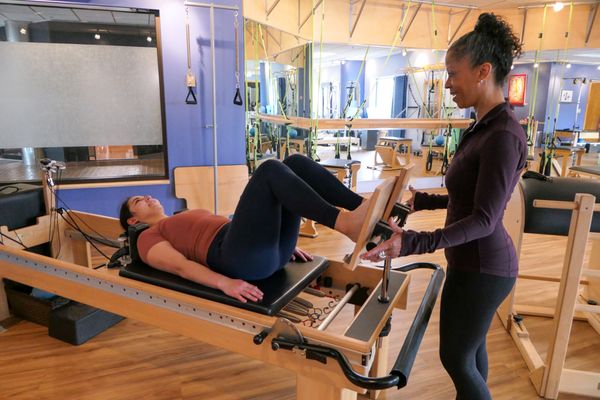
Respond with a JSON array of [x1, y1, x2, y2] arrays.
[[401, 102, 527, 277]]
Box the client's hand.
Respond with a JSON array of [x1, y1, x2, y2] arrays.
[[219, 278, 263, 303], [291, 247, 313, 262], [360, 218, 404, 262]]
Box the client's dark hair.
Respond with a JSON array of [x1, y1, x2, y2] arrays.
[[448, 13, 523, 84], [119, 197, 133, 231]]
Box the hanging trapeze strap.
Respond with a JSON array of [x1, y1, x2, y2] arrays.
[[185, 7, 197, 105], [233, 11, 243, 106]]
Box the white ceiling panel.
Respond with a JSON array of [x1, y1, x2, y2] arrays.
[[72, 9, 115, 24], [113, 11, 151, 26], [31, 6, 79, 22]]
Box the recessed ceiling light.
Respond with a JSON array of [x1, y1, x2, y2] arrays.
[[94, 33, 101, 40], [19, 28, 27, 35], [534, 63, 539, 68], [566, 63, 571, 68], [553, 2, 564, 12]]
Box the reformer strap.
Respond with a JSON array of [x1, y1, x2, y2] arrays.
[[233, 11, 243, 106]]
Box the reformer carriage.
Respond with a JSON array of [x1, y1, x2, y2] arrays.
[[0, 166, 444, 400]]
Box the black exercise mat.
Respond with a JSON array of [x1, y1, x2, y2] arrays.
[[119, 256, 329, 316]]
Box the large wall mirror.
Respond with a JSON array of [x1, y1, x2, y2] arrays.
[[244, 19, 310, 165], [0, 2, 167, 184]]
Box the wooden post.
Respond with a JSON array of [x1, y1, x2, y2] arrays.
[[368, 336, 389, 399], [0, 277, 9, 322], [584, 237, 600, 335], [541, 193, 596, 399]]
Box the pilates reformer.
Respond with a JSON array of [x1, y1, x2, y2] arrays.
[[0, 168, 443, 400], [498, 172, 600, 399]]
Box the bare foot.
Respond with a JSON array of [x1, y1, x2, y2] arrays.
[[334, 197, 371, 242]]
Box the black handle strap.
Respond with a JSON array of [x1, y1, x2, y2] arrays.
[[233, 87, 243, 106], [186, 87, 197, 105]]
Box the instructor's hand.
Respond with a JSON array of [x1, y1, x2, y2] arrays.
[[360, 218, 404, 262], [407, 185, 418, 213], [219, 278, 263, 303]]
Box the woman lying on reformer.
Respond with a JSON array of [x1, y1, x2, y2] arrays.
[[119, 154, 372, 303]]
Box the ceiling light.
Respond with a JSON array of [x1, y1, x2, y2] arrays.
[[146, 36, 152, 43], [597, 65, 600, 70], [19, 28, 27, 35], [401, 48, 407, 57], [94, 33, 101, 40], [553, 2, 564, 12], [566, 63, 571, 68], [533, 63, 539, 68]]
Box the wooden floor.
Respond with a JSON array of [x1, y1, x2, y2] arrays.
[[0, 150, 599, 399], [0, 158, 165, 183]]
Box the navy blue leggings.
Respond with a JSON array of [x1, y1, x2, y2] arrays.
[[207, 155, 363, 280], [439, 268, 516, 400]]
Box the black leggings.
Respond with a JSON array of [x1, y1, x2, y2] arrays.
[[207, 154, 363, 280], [439, 268, 515, 400]]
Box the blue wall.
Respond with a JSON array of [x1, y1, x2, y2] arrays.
[[504, 62, 551, 125], [340, 60, 366, 117], [505, 62, 600, 135], [52, 0, 245, 217], [549, 63, 600, 131]]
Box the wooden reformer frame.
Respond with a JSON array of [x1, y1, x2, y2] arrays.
[[0, 166, 442, 400], [371, 137, 413, 171], [498, 183, 600, 399]]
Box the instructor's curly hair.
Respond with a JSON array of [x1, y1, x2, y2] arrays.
[[448, 13, 523, 84]]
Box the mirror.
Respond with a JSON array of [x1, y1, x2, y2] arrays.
[[0, 3, 166, 184], [244, 19, 311, 166]]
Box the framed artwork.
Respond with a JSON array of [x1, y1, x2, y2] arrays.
[[508, 74, 527, 106], [560, 89, 573, 103]]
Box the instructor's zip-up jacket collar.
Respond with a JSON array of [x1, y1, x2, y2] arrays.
[[401, 102, 527, 277]]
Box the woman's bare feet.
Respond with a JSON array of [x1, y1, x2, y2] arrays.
[[334, 197, 372, 242]]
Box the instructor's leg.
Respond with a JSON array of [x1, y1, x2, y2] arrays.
[[439, 269, 515, 400]]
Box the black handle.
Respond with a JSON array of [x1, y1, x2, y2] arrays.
[[389, 262, 444, 387], [270, 262, 444, 390], [233, 87, 243, 106]]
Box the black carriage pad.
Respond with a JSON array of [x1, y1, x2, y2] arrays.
[[521, 176, 600, 236], [119, 256, 329, 316]]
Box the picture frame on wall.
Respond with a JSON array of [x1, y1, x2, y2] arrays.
[[560, 89, 573, 103], [508, 74, 526, 106]]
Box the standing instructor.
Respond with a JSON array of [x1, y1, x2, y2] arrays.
[[362, 13, 526, 400]]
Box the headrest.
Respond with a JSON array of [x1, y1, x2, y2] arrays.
[[521, 175, 600, 236], [127, 223, 149, 263]]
